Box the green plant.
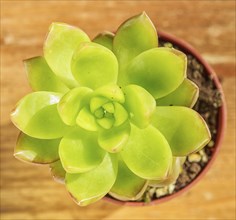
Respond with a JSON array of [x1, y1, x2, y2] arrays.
[[11, 12, 211, 206]]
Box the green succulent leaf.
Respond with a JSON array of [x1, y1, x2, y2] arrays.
[[71, 42, 118, 89], [127, 48, 187, 98], [149, 157, 184, 187], [57, 87, 93, 125], [92, 31, 114, 51], [66, 153, 118, 206], [113, 12, 158, 85], [123, 85, 156, 128], [14, 132, 60, 164], [156, 79, 199, 108], [103, 102, 115, 113], [109, 157, 147, 201], [76, 107, 98, 131], [152, 106, 211, 156], [90, 96, 109, 113], [93, 84, 125, 103], [59, 128, 105, 173], [50, 160, 66, 184], [98, 122, 131, 153], [24, 56, 69, 93], [44, 22, 90, 88], [113, 102, 128, 127], [96, 117, 114, 129], [11, 92, 69, 139], [121, 124, 172, 180]]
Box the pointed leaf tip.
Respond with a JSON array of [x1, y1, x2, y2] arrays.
[[14, 132, 60, 164], [66, 153, 118, 206], [113, 12, 158, 86], [156, 78, 199, 108], [44, 22, 90, 88], [127, 48, 187, 99], [152, 106, 211, 156], [11, 92, 69, 139], [24, 56, 69, 93]]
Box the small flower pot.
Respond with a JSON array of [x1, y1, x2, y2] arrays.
[[104, 30, 227, 206]]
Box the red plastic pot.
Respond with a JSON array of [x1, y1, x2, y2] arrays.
[[104, 30, 227, 206]]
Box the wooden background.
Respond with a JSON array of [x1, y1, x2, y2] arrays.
[[1, 1, 235, 219]]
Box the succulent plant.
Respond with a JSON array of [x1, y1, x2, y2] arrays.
[[11, 12, 211, 206]]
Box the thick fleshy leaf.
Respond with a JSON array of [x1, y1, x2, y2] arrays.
[[57, 87, 93, 125], [93, 31, 114, 51], [14, 132, 60, 164], [103, 102, 115, 113], [90, 96, 109, 113], [98, 122, 130, 153], [11, 92, 69, 139], [113, 103, 128, 127], [149, 157, 184, 187], [76, 107, 98, 131], [123, 85, 155, 128], [24, 56, 69, 93], [66, 153, 118, 206], [59, 128, 105, 173], [152, 107, 211, 156], [93, 84, 125, 103], [127, 48, 187, 98], [44, 23, 90, 88], [96, 117, 114, 129], [109, 157, 147, 201], [50, 160, 66, 184], [113, 12, 158, 85], [71, 42, 118, 89], [121, 124, 172, 180], [156, 79, 199, 108]]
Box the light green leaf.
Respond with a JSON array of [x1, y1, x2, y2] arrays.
[[123, 85, 155, 128], [152, 106, 211, 156], [24, 56, 69, 93], [44, 23, 90, 88], [149, 157, 184, 187], [98, 122, 130, 153], [66, 153, 118, 206], [14, 132, 60, 164], [50, 160, 66, 184], [109, 157, 147, 201], [93, 31, 114, 51], [90, 96, 109, 113], [102, 102, 115, 113], [121, 124, 172, 180], [11, 92, 69, 139], [127, 48, 187, 98], [76, 107, 98, 131], [96, 117, 114, 129], [59, 128, 105, 173], [156, 79, 199, 108], [57, 87, 93, 125], [93, 84, 125, 103], [113, 102, 129, 127], [113, 12, 158, 85], [71, 42, 118, 89]]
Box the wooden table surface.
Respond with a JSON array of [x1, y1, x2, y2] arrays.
[[1, 1, 235, 220]]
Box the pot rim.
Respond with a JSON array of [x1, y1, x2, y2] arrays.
[[104, 30, 227, 206]]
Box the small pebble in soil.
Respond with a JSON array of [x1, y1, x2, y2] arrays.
[[207, 140, 215, 147], [156, 187, 168, 198], [188, 153, 201, 162]]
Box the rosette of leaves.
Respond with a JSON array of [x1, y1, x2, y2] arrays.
[[11, 12, 211, 206]]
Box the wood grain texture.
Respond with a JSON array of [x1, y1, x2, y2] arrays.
[[1, 1, 235, 219]]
